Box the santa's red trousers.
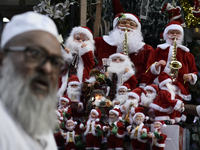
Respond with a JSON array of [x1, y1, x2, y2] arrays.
[[107, 134, 123, 149], [85, 133, 102, 149]]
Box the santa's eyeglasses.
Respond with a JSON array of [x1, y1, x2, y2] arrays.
[[118, 19, 138, 28], [5, 46, 65, 73]]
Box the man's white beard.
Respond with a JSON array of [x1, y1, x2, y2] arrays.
[[166, 83, 176, 99], [140, 92, 157, 107], [107, 28, 144, 54], [67, 86, 81, 101], [107, 58, 134, 75], [165, 35, 183, 46], [115, 94, 127, 105], [65, 36, 95, 55], [66, 125, 75, 131], [135, 119, 144, 125], [0, 56, 57, 137], [124, 99, 138, 115]]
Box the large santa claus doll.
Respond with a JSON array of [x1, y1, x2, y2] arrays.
[[94, 0, 154, 87], [107, 52, 137, 100], [57, 26, 95, 98], [146, 21, 198, 101]]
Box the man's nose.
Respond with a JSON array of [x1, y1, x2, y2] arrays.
[[40, 60, 53, 74]]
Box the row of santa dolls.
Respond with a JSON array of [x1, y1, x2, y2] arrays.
[[54, 106, 168, 150]]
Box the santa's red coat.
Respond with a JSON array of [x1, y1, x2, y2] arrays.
[[94, 37, 154, 83], [146, 44, 198, 100], [149, 132, 167, 150]]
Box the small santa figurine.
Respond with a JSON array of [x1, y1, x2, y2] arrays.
[[107, 52, 138, 100], [103, 106, 125, 150], [149, 72, 185, 124], [61, 119, 83, 150], [65, 75, 84, 121], [57, 26, 95, 98], [192, 0, 200, 18], [127, 107, 150, 150], [147, 121, 167, 150], [112, 83, 130, 106], [79, 109, 103, 150], [161, 3, 185, 26], [56, 95, 72, 122]]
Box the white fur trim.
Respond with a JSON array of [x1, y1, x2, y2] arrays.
[[159, 78, 172, 89], [109, 109, 119, 116], [127, 92, 139, 101], [91, 109, 99, 116], [68, 81, 81, 86], [149, 103, 173, 113], [119, 105, 125, 113], [170, 14, 182, 22], [131, 107, 135, 115], [79, 123, 84, 129], [57, 72, 69, 98], [122, 69, 135, 83], [85, 76, 96, 83], [76, 56, 84, 83], [151, 62, 161, 75], [157, 43, 189, 52], [155, 116, 170, 121], [117, 85, 128, 92], [163, 24, 184, 41], [59, 97, 69, 103], [109, 53, 128, 60], [61, 49, 73, 64], [188, 73, 197, 85], [96, 118, 100, 122], [113, 13, 141, 30], [173, 100, 183, 110], [139, 83, 146, 89], [70, 26, 93, 41], [116, 133, 125, 138], [144, 86, 156, 94], [196, 105, 200, 117]]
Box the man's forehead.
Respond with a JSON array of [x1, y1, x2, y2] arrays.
[[112, 56, 124, 59]]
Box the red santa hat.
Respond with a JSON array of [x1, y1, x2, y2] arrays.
[[132, 107, 149, 123], [173, 81, 190, 100], [161, 3, 170, 12], [69, 26, 93, 41], [59, 95, 71, 105], [127, 87, 147, 101], [163, 21, 184, 41], [144, 84, 159, 94], [117, 83, 130, 92], [109, 52, 129, 60], [68, 75, 81, 87], [90, 109, 102, 122], [109, 106, 122, 120], [66, 119, 77, 126], [158, 72, 172, 89], [1, 12, 59, 49], [154, 120, 167, 128]]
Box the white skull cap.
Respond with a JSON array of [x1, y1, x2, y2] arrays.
[[1, 11, 59, 49]]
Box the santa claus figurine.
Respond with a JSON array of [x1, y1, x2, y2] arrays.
[[56, 95, 72, 122], [149, 72, 185, 124], [57, 26, 95, 98], [103, 106, 125, 150], [146, 21, 198, 101], [79, 109, 103, 150], [107, 52, 138, 100], [161, 3, 185, 26], [112, 83, 130, 106], [127, 107, 149, 150], [192, 0, 200, 18], [61, 119, 83, 150], [94, 0, 154, 87], [147, 121, 167, 150]]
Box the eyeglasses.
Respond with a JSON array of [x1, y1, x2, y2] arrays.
[[6, 46, 65, 73], [118, 19, 138, 28]]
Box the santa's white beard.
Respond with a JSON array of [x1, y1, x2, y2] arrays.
[[108, 59, 134, 75], [94, 97, 106, 107], [107, 28, 144, 54], [66, 125, 75, 131], [115, 94, 127, 105], [109, 116, 118, 123], [67, 86, 81, 101], [166, 83, 176, 99], [135, 119, 144, 125], [65, 36, 95, 55], [89, 117, 96, 121], [140, 92, 157, 106], [165, 35, 183, 46], [0, 56, 57, 137], [124, 99, 138, 115]]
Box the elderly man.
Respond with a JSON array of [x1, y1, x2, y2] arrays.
[[0, 12, 64, 150], [146, 21, 198, 101], [94, 0, 154, 86]]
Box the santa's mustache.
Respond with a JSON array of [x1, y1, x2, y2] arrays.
[[117, 26, 134, 32]]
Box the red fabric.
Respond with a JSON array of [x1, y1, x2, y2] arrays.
[[131, 139, 147, 150], [150, 133, 167, 150], [85, 133, 102, 148], [64, 142, 76, 150], [112, 0, 125, 16], [107, 134, 124, 149], [146, 46, 198, 95], [94, 37, 154, 82]]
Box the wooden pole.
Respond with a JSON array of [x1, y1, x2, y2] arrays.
[[80, 0, 87, 26], [93, 0, 103, 38]]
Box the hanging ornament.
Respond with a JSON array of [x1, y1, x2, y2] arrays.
[[192, 0, 200, 17], [179, 0, 200, 28], [140, 0, 150, 20], [160, 1, 185, 26]]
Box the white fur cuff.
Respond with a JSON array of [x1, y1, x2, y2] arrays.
[[151, 62, 161, 75], [122, 69, 135, 82], [188, 73, 197, 85]]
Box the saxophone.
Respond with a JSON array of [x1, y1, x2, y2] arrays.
[[169, 37, 182, 82], [123, 27, 129, 55]]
